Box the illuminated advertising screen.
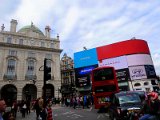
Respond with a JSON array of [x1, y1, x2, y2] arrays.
[[116, 68, 130, 81], [75, 65, 98, 87], [74, 48, 98, 68], [129, 66, 147, 80], [144, 65, 156, 78], [127, 54, 153, 66], [98, 56, 128, 70]]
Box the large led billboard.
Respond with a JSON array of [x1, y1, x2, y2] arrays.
[[96, 39, 150, 60], [98, 56, 128, 70], [74, 48, 98, 68], [75, 65, 98, 87]]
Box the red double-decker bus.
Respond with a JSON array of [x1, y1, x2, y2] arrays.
[[91, 66, 119, 109]]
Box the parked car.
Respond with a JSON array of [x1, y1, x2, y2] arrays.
[[108, 91, 142, 120]]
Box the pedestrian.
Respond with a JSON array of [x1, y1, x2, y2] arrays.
[[46, 100, 53, 120], [0, 99, 6, 120], [73, 97, 77, 109], [34, 98, 41, 120], [39, 106, 47, 120], [139, 91, 160, 120], [21, 100, 27, 118], [11, 101, 18, 118]]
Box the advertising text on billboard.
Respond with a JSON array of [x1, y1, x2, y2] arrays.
[[129, 66, 147, 80]]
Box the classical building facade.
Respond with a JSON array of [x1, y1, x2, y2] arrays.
[[0, 19, 62, 104], [60, 53, 75, 97]]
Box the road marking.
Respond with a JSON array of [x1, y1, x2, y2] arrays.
[[72, 114, 83, 117], [62, 111, 75, 115], [104, 113, 109, 117], [97, 114, 105, 119]]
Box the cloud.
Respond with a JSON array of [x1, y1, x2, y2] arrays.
[[1, 0, 160, 74]]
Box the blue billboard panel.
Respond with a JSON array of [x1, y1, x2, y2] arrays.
[[74, 48, 98, 68]]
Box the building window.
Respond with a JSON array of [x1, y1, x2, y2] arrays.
[[7, 59, 16, 75], [30, 40, 35, 46], [19, 39, 23, 45], [134, 83, 141, 87], [27, 60, 35, 75], [7, 37, 12, 43], [144, 82, 149, 86], [50, 43, 54, 48]]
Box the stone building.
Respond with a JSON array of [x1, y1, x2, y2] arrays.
[[60, 53, 76, 97], [0, 19, 62, 104]]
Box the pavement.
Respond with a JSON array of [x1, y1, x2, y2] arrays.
[[16, 110, 36, 120]]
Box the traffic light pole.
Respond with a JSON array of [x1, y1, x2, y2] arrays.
[[43, 58, 47, 107]]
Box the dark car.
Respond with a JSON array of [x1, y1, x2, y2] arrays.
[[108, 91, 142, 120], [131, 91, 146, 102]]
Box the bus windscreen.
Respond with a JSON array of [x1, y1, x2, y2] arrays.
[[93, 68, 114, 81]]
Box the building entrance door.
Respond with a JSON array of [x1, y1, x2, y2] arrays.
[[22, 84, 37, 101]]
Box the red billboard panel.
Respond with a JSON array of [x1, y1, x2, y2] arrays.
[[97, 39, 150, 60]]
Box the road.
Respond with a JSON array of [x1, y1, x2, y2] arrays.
[[16, 104, 110, 120], [53, 105, 109, 120]]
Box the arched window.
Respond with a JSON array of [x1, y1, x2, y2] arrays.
[[144, 82, 149, 86], [7, 59, 16, 75], [134, 83, 141, 87]]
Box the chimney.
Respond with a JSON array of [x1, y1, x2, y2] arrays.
[[45, 26, 51, 38], [10, 19, 17, 32]]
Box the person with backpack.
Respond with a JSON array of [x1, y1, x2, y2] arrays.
[[139, 91, 160, 120]]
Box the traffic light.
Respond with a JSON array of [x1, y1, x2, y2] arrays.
[[44, 58, 51, 81]]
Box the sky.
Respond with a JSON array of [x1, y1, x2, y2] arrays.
[[0, 0, 160, 75]]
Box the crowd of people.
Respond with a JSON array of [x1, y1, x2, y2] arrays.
[[0, 92, 160, 120], [61, 95, 94, 109], [33, 97, 53, 120], [0, 97, 53, 120]]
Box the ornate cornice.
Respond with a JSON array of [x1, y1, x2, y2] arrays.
[[0, 31, 59, 42], [0, 42, 63, 53]]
